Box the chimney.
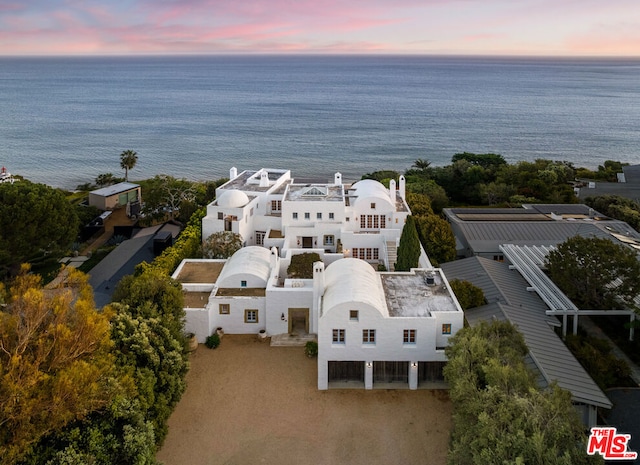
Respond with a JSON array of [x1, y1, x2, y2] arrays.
[[313, 261, 326, 317], [399, 175, 406, 200], [270, 247, 279, 269], [230, 167, 238, 179], [389, 179, 396, 200], [259, 170, 269, 187], [334, 172, 342, 185]]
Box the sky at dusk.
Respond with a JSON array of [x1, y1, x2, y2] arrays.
[[1, 0, 639, 56]]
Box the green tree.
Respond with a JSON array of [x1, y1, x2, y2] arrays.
[[444, 321, 599, 465], [395, 216, 420, 271], [138, 175, 198, 224], [451, 152, 507, 170], [202, 231, 243, 259], [287, 252, 321, 279], [405, 191, 434, 217], [95, 172, 123, 187], [412, 158, 432, 171], [546, 236, 640, 310], [414, 214, 456, 266], [584, 195, 640, 231], [0, 181, 79, 273], [0, 267, 116, 465], [112, 267, 186, 338], [449, 279, 486, 309], [361, 170, 401, 184], [109, 304, 188, 444], [119, 150, 138, 182]]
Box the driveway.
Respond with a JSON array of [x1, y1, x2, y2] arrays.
[[157, 335, 452, 465]]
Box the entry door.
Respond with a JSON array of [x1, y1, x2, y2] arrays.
[[302, 237, 313, 248], [288, 308, 309, 334]]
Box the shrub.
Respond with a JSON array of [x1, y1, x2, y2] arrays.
[[304, 340, 318, 358], [288, 252, 321, 279], [205, 333, 221, 349]]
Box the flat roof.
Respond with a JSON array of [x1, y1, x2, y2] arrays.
[[219, 169, 290, 193], [175, 261, 224, 284], [215, 288, 266, 297], [380, 269, 459, 317], [183, 292, 210, 308], [90, 182, 140, 197]]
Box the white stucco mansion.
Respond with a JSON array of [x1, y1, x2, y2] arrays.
[[174, 168, 463, 390], [202, 167, 431, 270]]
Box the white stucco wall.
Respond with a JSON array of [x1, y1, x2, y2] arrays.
[[265, 284, 315, 335], [207, 296, 266, 335]]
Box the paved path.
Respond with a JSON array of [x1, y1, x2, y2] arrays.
[[579, 316, 640, 386]]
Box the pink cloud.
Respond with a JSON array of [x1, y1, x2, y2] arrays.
[[566, 23, 640, 55]]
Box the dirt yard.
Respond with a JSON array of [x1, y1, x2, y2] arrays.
[[157, 335, 452, 465]]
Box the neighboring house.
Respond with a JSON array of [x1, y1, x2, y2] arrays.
[[201, 167, 426, 270], [89, 182, 141, 211], [441, 254, 612, 427], [173, 248, 464, 391], [443, 203, 640, 259], [576, 164, 640, 202]]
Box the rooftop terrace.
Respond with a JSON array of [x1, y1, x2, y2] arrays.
[[381, 269, 459, 317]]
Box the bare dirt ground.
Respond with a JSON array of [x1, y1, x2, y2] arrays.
[[157, 335, 452, 465]]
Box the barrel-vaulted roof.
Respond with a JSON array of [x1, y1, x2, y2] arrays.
[[351, 179, 393, 209], [322, 258, 387, 316], [217, 246, 271, 287]]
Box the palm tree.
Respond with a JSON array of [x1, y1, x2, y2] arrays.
[[412, 158, 431, 170], [119, 150, 138, 181]]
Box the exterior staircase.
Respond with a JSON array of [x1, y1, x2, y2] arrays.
[[270, 332, 317, 347], [386, 241, 397, 271]]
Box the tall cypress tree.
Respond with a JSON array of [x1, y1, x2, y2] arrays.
[[395, 215, 420, 271]]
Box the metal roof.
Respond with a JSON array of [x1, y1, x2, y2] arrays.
[[90, 182, 140, 197], [441, 256, 612, 409]]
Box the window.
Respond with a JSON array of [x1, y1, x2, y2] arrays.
[[219, 304, 230, 315], [292, 212, 298, 220], [304, 212, 310, 219], [371, 202, 376, 209], [352, 248, 379, 261], [329, 212, 334, 220], [217, 212, 223, 220], [271, 200, 281, 212], [403, 329, 416, 344], [241, 280, 247, 288], [345, 217, 350, 222], [360, 215, 386, 229], [245, 309, 258, 323], [256, 231, 266, 246], [349, 310, 359, 321], [250, 207, 254, 216], [493, 255, 504, 262], [317, 212, 322, 219], [362, 329, 376, 344], [442, 324, 452, 335], [332, 329, 345, 343], [324, 235, 334, 246]]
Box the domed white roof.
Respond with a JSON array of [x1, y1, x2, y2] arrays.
[[322, 258, 387, 316], [217, 189, 249, 208]]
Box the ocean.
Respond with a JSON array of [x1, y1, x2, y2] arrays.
[[0, 55, 639, 190]]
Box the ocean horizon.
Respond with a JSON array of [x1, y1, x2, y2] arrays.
[[1, 54, 639, 189]]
